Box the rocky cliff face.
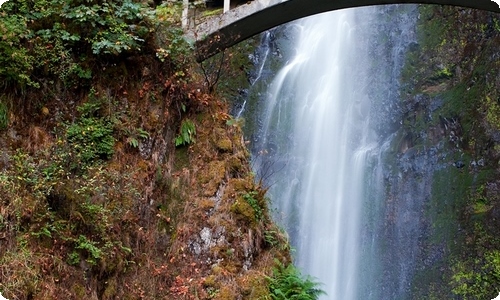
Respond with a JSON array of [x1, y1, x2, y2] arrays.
[[380, 5, 500, 299]]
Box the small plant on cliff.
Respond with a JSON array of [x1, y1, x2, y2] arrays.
[[175, 119, 196, 146], [267, 260, 325, 300], [243, 191, 263, 221], [126, 128, 150, 148], [264, 226, 290, 251], [74, 235, 102, 266]]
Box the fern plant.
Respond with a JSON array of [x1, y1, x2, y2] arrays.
[[267, 260, 325, 300], [175, 119, 196, 147]]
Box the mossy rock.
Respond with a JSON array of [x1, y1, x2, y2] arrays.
[[102, 277, 118, 299], [217, 286, 238, 299], [71, 283, 86, 298], [227, 155, 244, 174], [203, 275, 219, 288], [47, 184, 85, 219], [228, 178, 253, 193], [213, 128, 233, 152], [199, 197, 216, 211], [238, 270, 270, 298], [173, 147, 190, 171], [198, 160, 226, 196], [216, 138, 233, 152], [231, 196, 257, 225]]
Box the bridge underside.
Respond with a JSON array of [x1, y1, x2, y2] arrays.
[[194, 0, 500, 62]]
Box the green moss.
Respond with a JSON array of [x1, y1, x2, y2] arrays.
[[201, 8, 223, 17], [0, 100, 8, 130], [102, 277, 118, 299], [231, 196, 257, 225], [470, 184, 492, 214], [412, 158, 495, 297], [173, 147, 190, 171], [216, 138, 232, 151], [217, 286, 237, 299], [226, 155, 244, 175], [473, 202, 491, 214], [216, 36, 259, 99], [485, 95, 500, 131], [230, 190, 266, 226], [195, 157, 228, 195], [450, 245, 500, 298], [427, 160, 472, 244], [213, 128, 233, 152], [203, 275, 218, 288], [155, 173, 186, 237], [239, 271, 271, 298], [431, 65, 453, 81], [71, 283, 86, 298], [199, 160, 225, 184]]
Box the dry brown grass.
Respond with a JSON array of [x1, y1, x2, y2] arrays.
[[24, 126, 53, 154]]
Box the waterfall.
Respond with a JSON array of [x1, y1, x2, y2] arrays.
[[243, 5, 418, 299]]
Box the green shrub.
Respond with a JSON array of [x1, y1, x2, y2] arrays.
[[154, 2, 193, 68], [451, 250, 500, 298], [0, 0, 155, 89], [0, 14, 37, 88], [67, 117, 114, 163], [66, 101, 115, 166], [67, 251, 80, 266]]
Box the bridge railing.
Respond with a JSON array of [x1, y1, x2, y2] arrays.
[[182, 0, 258, 30]]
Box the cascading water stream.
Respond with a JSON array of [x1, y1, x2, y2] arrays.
[[251, 9, 376, 299], [243, 5, 418, 300], [235, 32, 273, 119]]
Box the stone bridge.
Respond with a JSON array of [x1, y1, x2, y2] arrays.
[[190, 0, 500, 62]]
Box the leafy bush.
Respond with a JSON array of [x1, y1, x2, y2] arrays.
[[66, 101, 115, 166], [61, 0, 153, 55], [0, 0, 155, 88], [451, 250, 500, 299], [267, 260, 325, 300], [154, 2, 193, 68], [0, 14, 37, 87]]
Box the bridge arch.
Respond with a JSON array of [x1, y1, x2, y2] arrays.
[[194, 0, 500, 61]]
